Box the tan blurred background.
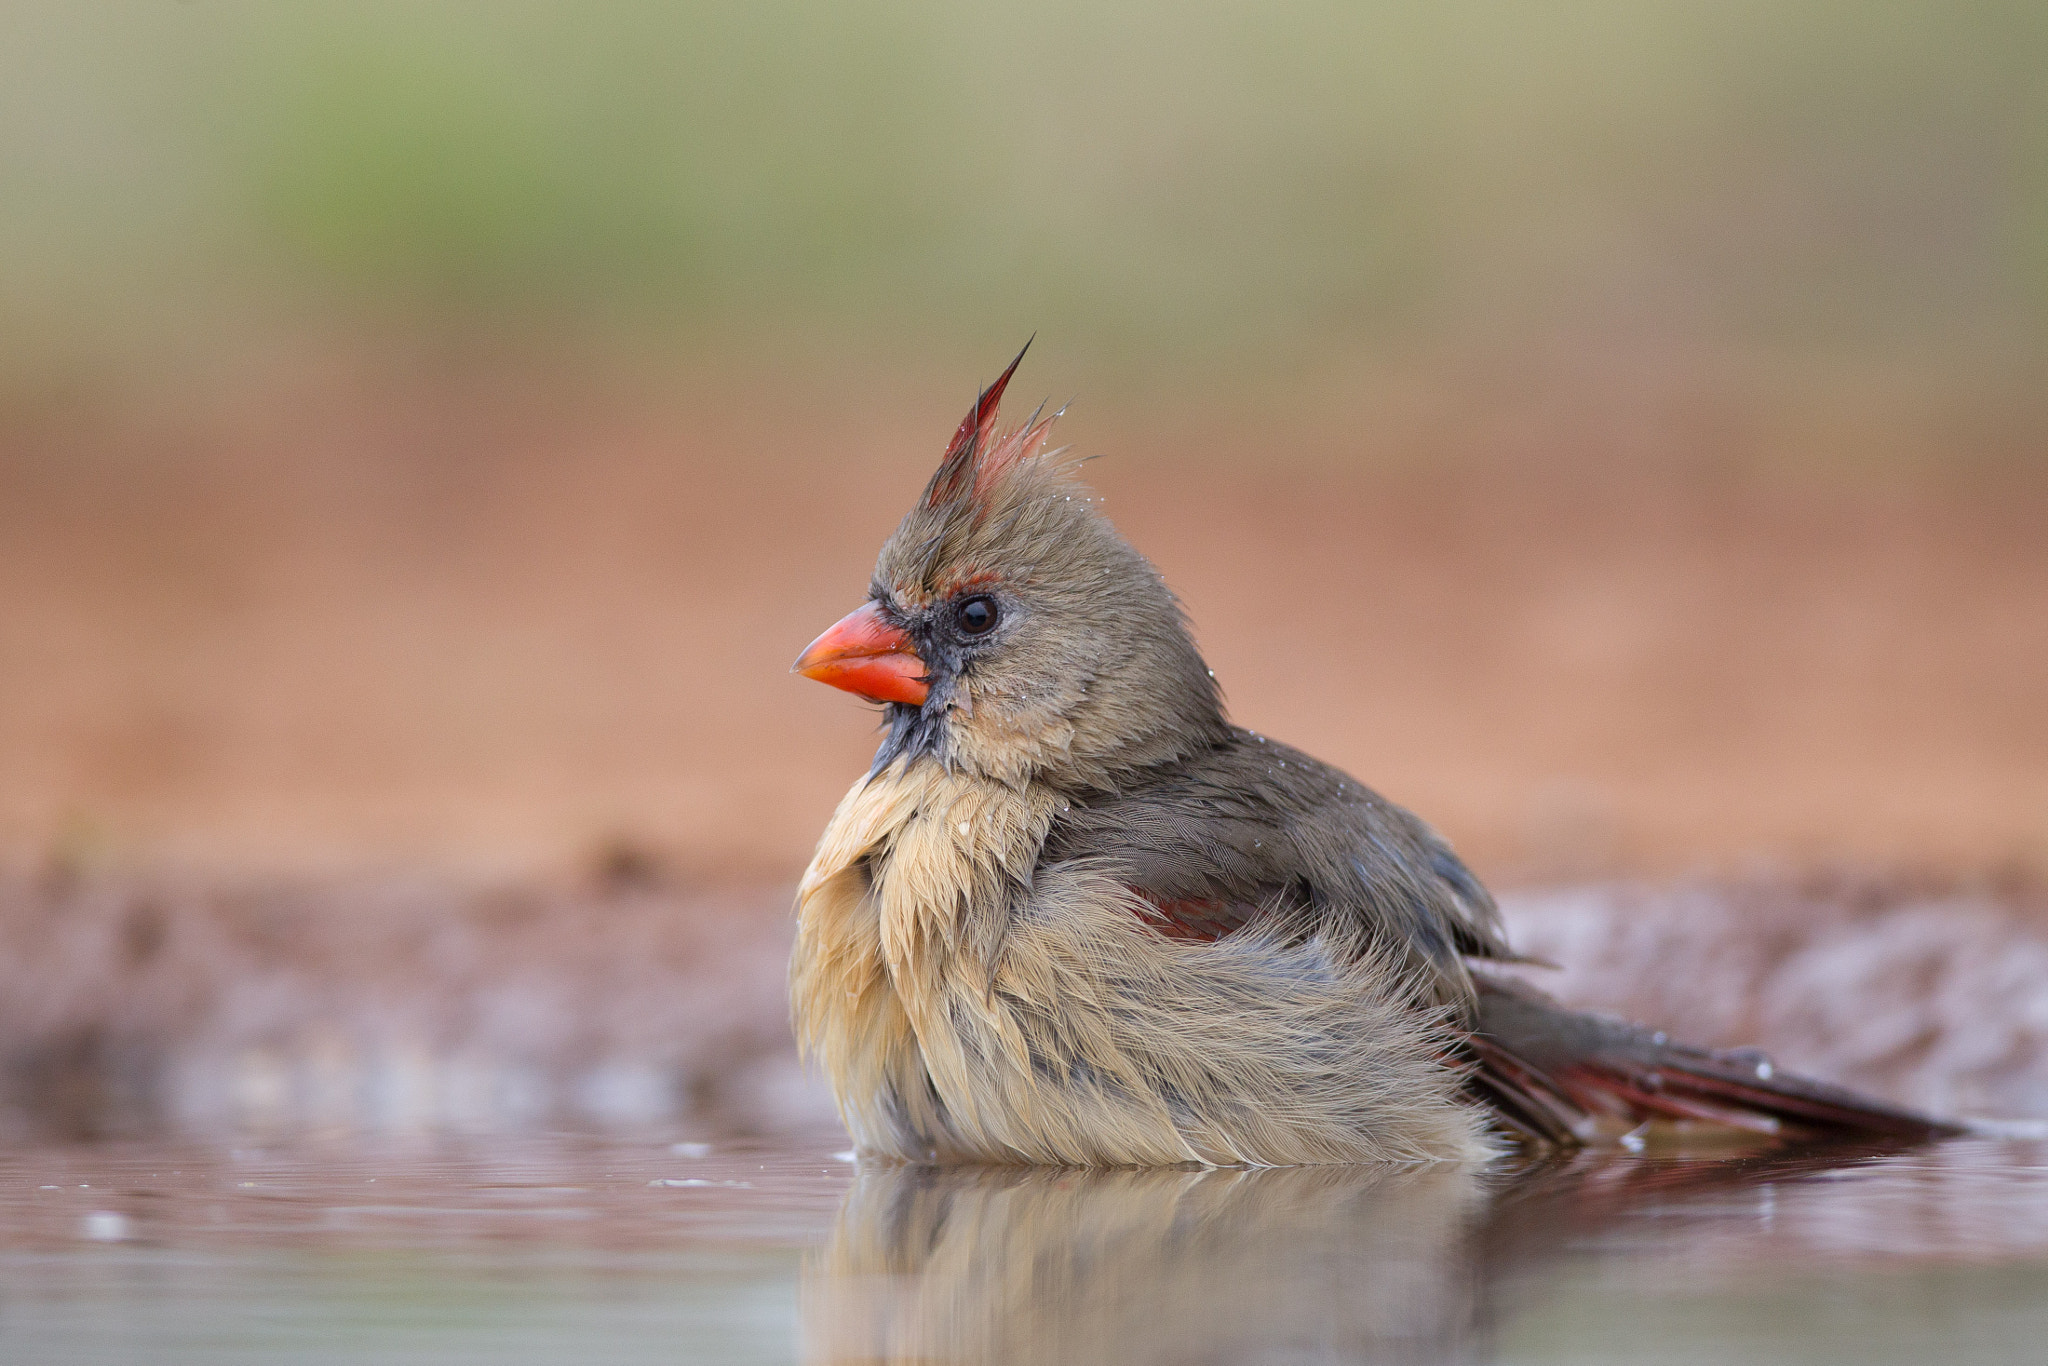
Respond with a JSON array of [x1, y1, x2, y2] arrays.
[[3, 0, 2045, 889]]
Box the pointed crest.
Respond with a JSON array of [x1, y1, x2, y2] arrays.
[[922, 338, 1032, 510]]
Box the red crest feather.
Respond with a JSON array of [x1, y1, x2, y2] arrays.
[[923, 338, 1032, 510]]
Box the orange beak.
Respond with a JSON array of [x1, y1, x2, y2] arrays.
[[792, 601, 930, 706]]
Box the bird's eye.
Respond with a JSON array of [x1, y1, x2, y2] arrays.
[[956, 595, 998, 635]]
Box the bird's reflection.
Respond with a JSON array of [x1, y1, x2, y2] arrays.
[[802, 1138, 1924, 1365], [804, 1158, 1494, 1364]]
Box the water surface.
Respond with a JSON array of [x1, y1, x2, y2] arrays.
[[2, 1133, 2042, 1363]]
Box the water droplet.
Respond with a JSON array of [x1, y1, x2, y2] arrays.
[[82, 1212, 129, 1242]]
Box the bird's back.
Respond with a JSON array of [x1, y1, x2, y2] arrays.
[[1040, 728, 1509, 1016]]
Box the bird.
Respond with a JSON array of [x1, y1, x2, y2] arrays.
[[789, 343, 1959, 1166]]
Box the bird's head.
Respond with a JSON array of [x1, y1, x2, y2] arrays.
[[794, 345, 1227, 789]]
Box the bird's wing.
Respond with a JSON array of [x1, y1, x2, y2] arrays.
[[1039, 728, 1509, 1013]]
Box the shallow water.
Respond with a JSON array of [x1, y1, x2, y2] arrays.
[[1, 1133, 2042, 1364]]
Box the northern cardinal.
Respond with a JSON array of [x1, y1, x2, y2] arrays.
[[791, 345, 1956, 1165]]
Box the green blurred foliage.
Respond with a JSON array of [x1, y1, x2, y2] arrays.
[[1, 0, 2044, 371]]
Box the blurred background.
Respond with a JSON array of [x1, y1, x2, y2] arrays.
[[1, 1, 2045, 1138]]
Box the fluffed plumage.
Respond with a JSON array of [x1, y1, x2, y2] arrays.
[[790, 348, 1960, 1166]]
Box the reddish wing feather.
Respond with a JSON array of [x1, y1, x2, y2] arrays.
[[1470, 974, 1964, 1147], [1129, 891, 1260, 944]]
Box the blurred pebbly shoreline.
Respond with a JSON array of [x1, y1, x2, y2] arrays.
[[2, 867, 2043, 1143], [0, 866, 823, 1143]]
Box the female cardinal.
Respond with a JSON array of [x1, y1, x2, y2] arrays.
[[790, 345, 1956, 1166]]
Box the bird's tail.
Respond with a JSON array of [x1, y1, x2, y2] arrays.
[[1466, 973, 1965, 1149]]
